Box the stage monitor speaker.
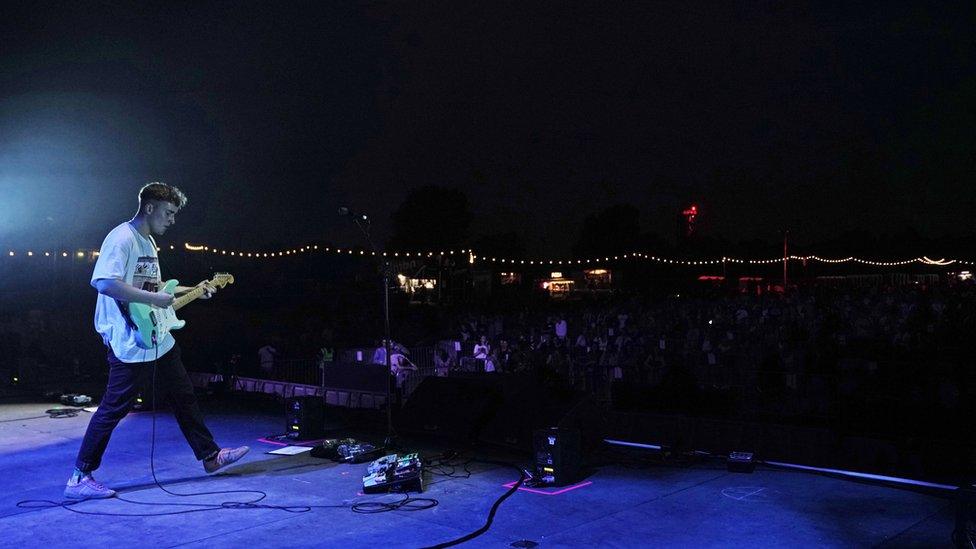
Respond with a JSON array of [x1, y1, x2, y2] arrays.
[[396, 376, 501, 441], [286, 395, 324, 440], [533, 427, 581, 486]]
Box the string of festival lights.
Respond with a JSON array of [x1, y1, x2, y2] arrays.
[[2, 243, 972, 267], [468, 253, 970, 267]]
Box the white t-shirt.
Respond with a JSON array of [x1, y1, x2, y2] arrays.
[[258, 345, 277, 370], [473, 343, 489, 359], [91, 222, 176, 363]]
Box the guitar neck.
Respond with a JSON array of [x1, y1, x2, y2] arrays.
[[173, 286, 207, 311]]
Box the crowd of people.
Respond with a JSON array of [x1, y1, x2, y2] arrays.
[[431, 280, 974, 436]]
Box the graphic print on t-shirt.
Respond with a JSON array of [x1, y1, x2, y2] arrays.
[[133, 256, 160, 293]]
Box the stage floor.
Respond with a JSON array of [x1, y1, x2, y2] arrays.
[[0, 398, 956, 548]]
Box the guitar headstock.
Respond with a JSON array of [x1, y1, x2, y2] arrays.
[[210, 272, 235, 288]]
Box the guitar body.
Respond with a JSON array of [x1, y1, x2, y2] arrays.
[[129, 279, 186, 349], [128, 273, 233, 349]]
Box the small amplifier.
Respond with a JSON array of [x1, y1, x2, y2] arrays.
[[285, 396, 324, 440], [533, 427, 581, 486]]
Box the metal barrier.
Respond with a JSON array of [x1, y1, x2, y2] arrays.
[[218, 341, 964, 424]]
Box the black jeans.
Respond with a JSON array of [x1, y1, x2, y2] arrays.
[[75, 343, 220, 473]]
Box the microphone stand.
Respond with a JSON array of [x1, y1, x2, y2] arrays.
[[345, 210, 397, 449]]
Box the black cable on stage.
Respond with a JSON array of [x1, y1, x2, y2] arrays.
[[0, 414, 49, 423], [351, 492, 438, 514], [424, 450, 474, 483], [46, 408, 84, 418], [421, 460, 527, 549]]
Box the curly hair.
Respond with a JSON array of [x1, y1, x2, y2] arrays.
[[138, 182, 188, 211]]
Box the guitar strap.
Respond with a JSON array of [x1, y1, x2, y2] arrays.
[[147, 233, 165, 294]]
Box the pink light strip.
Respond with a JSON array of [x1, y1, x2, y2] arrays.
[[502, 480, 593, 496]]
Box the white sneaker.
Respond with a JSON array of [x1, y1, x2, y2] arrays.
[[64, 475, 116, 500], [204, 446, 250, 474]]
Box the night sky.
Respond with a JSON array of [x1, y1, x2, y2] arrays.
[[1, 2, 973, 256]]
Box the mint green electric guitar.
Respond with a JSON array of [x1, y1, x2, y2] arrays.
[[129, 272, 234, 349]]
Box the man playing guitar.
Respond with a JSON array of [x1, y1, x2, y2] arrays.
[[65, 182, 248, 500]]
